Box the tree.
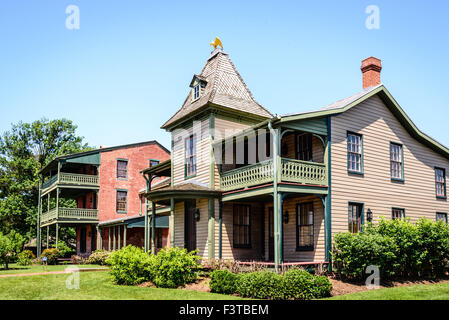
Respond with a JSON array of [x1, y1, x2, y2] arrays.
[[0, 119, 91, 240], [0, 230, 24, 269]]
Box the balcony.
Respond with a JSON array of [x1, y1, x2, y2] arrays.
[[220, 158, 327, 192], [40, 207, 99, 225], [42, 173, 99, 191]]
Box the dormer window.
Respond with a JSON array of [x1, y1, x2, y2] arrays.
[[193, 84, 200, 100]]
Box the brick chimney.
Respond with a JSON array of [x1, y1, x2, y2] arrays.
[[361, 57, 382, 89]]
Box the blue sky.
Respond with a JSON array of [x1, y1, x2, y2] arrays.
[[1, 1, 448, 150]]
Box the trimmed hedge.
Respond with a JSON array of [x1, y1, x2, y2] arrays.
[[332, 217, 449, 280], [87, 250, 111, 266], [210, 268, 332, 300], [41, 248, 60, 265]]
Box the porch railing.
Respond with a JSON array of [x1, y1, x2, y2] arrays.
[[40, 208, 99, 225], [219, 158, 327, 191], [42, 173, 99, 190]]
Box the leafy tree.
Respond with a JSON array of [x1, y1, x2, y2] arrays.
[[0, 119, 91, 241], [0, 230, 25, 269]]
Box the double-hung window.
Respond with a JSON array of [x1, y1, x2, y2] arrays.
[[296, 133, 313, 161], [348, 203, 363, 233], [116, 190, 127, 213], [392, 208, 405, 220], [296, 202, 314, 250], [436, 212, 448, 223], [185, 135, 197, 178], [390, 143, 403, 180], [117, 160, 128, 179], [193, 84, 200, 100], [347, 133, 363, 173], [233, 205, 251, 248], [435, 167, 446, 198]]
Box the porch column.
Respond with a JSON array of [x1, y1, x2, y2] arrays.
[[324, 122, 332, 270], [117, 225, 121, 250], [151, 201, 156, 254], [170, 197, 174, 247], [46, 225, 49, 249], [144, 198, 149, 252], [55, 223, 59, 249], [208, 198, 215, 259], [113, 226, 116, 251], [56, 188, 59, 220], [37, 179, 42, 257], [123, 225, 127, 247], [97, 226, 102, 250], [269, 123, 281, 272], [108, 227, 111, 251], [218, 201, 223, 259]]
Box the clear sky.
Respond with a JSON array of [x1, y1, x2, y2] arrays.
[[1, 1, 448, 150]]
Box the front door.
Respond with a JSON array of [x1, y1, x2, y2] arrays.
[[184, 200, 196, 252], [268, 207, 274, 261], [80, 227, 86, 253]]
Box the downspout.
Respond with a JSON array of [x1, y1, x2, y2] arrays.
[[268, 120, 280, 272]]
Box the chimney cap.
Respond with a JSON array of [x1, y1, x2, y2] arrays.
[[361, 56, 382, 72]]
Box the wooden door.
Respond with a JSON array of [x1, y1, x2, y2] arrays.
[[184, 200, 196, 252]]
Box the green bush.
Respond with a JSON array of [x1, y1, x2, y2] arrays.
[[283, 268, 332, 300], [333, 217, 449, 279], [147, 247, 201, 288], [41, 248, 60, 265], [0, 231, 24, 269], [87, 250, 111, 266], [17, 250, 35, 266], [236, 271, 285, 300], [54, 241, 75, 258], [209, 270, 238, 294], [106, 245, 151, 285]]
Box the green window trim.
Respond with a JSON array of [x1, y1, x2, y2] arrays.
[[116, 158, 129, 180], [390, 142, 404, 182], [116, 189, 128, 214], [149, 158, 160, 167], [232, 204, 251, 249], [296, 202, 314, 251], [435, 167, 447, 199], [391, 207, 406, 220], [347, 131, 364, 175], [436, 212, 448, 224], [184, 134, 197, 179], [348, 202, 364, 233]]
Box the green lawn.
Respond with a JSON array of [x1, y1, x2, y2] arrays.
[[0, 263, 104, 275], [0, 270, 243, 300], [327, 282, 449, 300]]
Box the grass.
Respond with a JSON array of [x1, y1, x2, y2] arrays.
[[327, 282, 449, 300], [0, 270, 244, 300], [0, 263, 104, 275]]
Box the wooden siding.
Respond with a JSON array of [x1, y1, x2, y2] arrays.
[[264, 196, 325, 262], [330, 95, 449, 236]]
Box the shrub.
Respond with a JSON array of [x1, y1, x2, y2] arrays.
[[209, 270, 238, 294], [87, 250, 111, 266], [332, 231, 399, 280], [106, 245, 151, 285], [236, 270, 285, 300], [17, 250, 35, 266], [282, 267, 332, 300], [41, 248, 60, 265], [0, 231, 24, 269], [147, 247, 201, 288], [54, 241, 75, 258], [70, 255, 87, 265]]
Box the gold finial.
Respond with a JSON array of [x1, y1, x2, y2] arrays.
[[210, 37, 223, 50]]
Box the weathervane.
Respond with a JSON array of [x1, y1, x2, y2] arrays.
[[210, 37, 223, 50]]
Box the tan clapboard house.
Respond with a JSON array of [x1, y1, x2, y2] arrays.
[[143, 48, 449, 271]]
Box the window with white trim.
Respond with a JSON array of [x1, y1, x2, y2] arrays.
[[185, 135, 197, 178], [193, 84, 200, 100]]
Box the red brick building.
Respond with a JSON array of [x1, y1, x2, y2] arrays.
[[37, 140, 170, 256]]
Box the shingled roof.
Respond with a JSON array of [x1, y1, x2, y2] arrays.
[[161, 48, 272, 130]]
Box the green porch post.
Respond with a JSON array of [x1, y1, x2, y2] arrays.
[[151, 201, 156, 254], [170, 197, 174, 247], [123, 225, 127, 247], [269, 122, 281, 272], [218, 200, 223, 259], [37, 179, 42, 257], [144, 197, 148, 252], [117, 225, 121, 250], [108, 227, 111, 251], [46, 225, 49, 249], [325, 117, 332, 271], [113, 226, 116, 251], [208, 198, 215, 259], [55, 223, 59, 249]]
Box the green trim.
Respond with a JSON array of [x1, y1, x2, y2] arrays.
[[116, 158, 129, 180], [325, 116, 332, 269], [184, 134, 197, 180], [390, 141, 405, 182], [391, 207, 406, 220], [348, 201, 364, 233], [116, 189, 128, 214], [435, 167, 447, 199], [347, 131, 364, 175]]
